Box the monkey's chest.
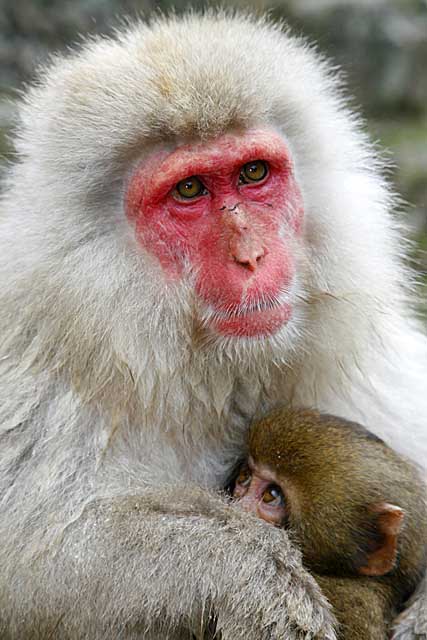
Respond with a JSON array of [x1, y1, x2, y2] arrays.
[[142, 384, 281, 487]]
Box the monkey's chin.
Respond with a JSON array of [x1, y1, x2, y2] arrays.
[[210, 304, 292, 338]]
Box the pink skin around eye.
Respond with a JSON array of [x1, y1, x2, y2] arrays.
[[233, 459, 287, 526], [125, 128, 304, 338]]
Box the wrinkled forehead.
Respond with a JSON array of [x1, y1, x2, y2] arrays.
[[135, 127, 291, 185]]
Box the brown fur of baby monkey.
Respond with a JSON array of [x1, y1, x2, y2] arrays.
[[232, 409, 427, 640]]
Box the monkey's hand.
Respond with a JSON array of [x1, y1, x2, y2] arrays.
[[391, 575, 427, 640], [5, 487, 336, 639]]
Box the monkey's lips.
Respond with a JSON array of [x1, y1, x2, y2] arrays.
[[205, 301, 292, 338]]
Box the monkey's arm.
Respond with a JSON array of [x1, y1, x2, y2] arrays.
[[0, 488, 336, 640], [314, 574, 394, 640]]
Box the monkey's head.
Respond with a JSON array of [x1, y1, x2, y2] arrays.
[[126, 128, 302, 339], [233, 409, 427, 595], [2, 12, 397, 400]]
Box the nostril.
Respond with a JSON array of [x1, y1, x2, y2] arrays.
[[234, 258, 252, 270]]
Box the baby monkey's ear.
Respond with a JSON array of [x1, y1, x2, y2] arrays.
[[358, 502, 405, 577]]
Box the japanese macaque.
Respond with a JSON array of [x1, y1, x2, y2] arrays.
[[0, 11, 426, 640], [232, 409, 427, 639]]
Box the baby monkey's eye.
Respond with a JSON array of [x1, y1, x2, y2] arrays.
[[235, 467, 251, 487], [262, 484, 284, 506], [174, 176, 207, 199], [239, 160, 269, 184]]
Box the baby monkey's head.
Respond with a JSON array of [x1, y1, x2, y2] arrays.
[[232, 409, 427, 599]]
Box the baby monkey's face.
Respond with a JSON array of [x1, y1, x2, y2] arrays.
[[232, 458, 288, 526]]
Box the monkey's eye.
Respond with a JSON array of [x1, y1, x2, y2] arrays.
[[235, 467, 251, 487], [174, 176, 207, 200], [239, 160, 268, 184], [262, 485, 284, 506]]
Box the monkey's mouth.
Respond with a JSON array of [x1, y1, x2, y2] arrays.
[[202, 295, 292, 338]]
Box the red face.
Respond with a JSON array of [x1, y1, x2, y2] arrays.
[[126, 129, 303, 338]]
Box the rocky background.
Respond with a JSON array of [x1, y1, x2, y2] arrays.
[[0, 0, 426, 316]]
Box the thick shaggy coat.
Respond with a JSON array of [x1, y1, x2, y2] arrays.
[[0, 13, 425, 639]]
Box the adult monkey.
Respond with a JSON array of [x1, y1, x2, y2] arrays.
[[0, 12, 426, 640]]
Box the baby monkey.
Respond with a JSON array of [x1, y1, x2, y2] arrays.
[[231, 409, 427, 639]]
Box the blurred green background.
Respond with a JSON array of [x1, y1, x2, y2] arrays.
[[0, 0, 426, 317]]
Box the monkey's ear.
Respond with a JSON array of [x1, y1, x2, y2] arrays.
[[358, 502, 405, 577]]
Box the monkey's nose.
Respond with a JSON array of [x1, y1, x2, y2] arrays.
[[223, 207, 265, 271], [230, 237, 265, 271]]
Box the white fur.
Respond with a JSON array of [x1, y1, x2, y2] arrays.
[[0, 12, 425, 637]]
